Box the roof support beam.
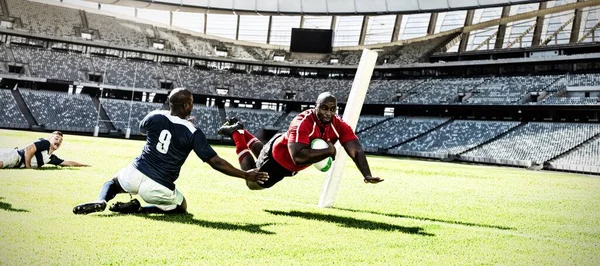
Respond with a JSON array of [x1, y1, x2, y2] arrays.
[[299, 15, 305, 28], [390, 15, 402, 42], [463, 0, 600, 33], [203, 13, 207, 34], [542, 16, 574, 45], [266, 16, 273, 44], [506, 23, 536, 48], [235, 15, 240, 40], [358, 16, 369, 45], [330, 16, 337, 30], [531, 1, 547, 46], [578, 19, 600, 42], [459, 9, 475, 52], [494, 6, 511, 49], [427, 12, 438, 35], [570, 0, 585, 43]]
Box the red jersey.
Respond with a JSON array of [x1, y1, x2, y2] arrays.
[[272, 109, 358, 172]]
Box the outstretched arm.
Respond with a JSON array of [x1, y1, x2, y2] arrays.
[[59, 161, 90, 167], [206, 155, 269, 184], [23, 143, 37, 168], [342, 140, 384, 184]]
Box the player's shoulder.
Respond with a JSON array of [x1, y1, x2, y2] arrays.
[[294, 109, 315, 123], [146, 110, 170, 119], [34, 138, 50, 145]]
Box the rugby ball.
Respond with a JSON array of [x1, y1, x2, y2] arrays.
[[310, 138, 332, 172]]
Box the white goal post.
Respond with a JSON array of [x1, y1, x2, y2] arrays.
[[318, 48, 378, 208]]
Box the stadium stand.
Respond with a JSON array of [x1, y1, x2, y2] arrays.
[[20, 89, 105, 132], [548, 136, 600, 173], [92, 56, 162, 89], [567, 73, 600, 87], [100, 98, 163, 135], [6, 0, 82, 37], [366, 79, 424, 104], [161, 64, 219, 95], [87, 13, 153, 48], [392, 120, 520, 159], [466, 75, 561, 105], [461, 122, 600, 166], [0, 45, 10, 62], [12, 46, 90, 81], [223, 107, 281, 135], [355, 115, 390, 134], [403, 77, 484, 104], [357, 117, 449, 152], [0, 89, 28, 128], [190, 104, 222, 140]]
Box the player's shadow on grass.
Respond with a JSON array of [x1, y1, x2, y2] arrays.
[[135, 213, 276, 235], [34, 167, 80, 171], [265, 210, 433, 236], [0, 197, 28, 212], [335, 207, 514, 230]]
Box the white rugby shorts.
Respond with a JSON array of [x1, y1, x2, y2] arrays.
[[116, 163, 184, 211], [0, 149, 20, 168]]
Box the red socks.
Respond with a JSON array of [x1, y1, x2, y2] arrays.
[[231, 129, 258, 163]]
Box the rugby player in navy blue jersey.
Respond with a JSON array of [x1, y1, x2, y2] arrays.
[[73, 88, 269, 215], [0, 131, 89, 168]]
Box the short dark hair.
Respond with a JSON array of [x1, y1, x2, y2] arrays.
[[316, 92, 336, 106], [51, 131, 63, 137], [168, 88, 192, 110]]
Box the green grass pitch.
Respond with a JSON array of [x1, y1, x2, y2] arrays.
[[0, 129, 599, 265]]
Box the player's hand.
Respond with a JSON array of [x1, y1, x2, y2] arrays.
[[244, 168, 269, 185], [364, 176, 384, 184], [327, 141, 337, 158]]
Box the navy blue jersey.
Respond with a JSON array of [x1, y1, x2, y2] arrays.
[[133, 110, 217, 190], [16, 138, 64, 168]]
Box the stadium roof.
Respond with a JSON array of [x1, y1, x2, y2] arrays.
[[86, 0, 546, 15], [50, 0, 600, 51]]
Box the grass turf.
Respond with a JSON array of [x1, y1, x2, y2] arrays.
[[0, 129, 599, 265]]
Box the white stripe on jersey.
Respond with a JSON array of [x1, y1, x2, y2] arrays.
[[149, 110, 197, 133], [330, 120, 340, 138], [295, 112, 312, 143]]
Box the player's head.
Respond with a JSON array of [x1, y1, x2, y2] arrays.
[[168, 88, 194, 118], [315, 92, 337, 124], [49, 131, 63, 150]]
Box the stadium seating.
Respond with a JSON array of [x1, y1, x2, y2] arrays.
[[6, 0, 81, 37], [355, 115, 390, 133], [161, 64, 219, 95], [222, 72, 287, 100], [87, 13, 153, 48], [0, 45, 10, 62], [366, 79, 424, 104], [100, 98, 163, 135], [549, 136, 600, 173], [224, 107, 281, 135], [403, 77, 484, 104], [358, 117, 449, 152], [461, 122, 600, 165], [466, 75, 561, 105], [0, 89, 28, 128], [567, 73, 600, 87], [392, 120, 520, 158], [92, 56, 162, 89], [12, 46, 90, 81], [190, 105, 222, 140], [20, 89, 105, 132]]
